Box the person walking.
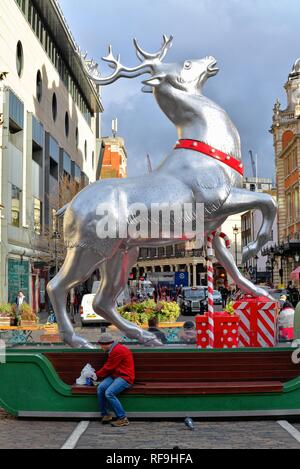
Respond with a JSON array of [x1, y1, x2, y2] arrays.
[[96, 333, 135, 427], [219, 286, 229, 309]]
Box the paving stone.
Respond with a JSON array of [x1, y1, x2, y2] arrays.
[[76, 420, 300, 450]]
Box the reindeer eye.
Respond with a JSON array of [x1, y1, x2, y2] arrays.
[[184, 61, 192, 70]]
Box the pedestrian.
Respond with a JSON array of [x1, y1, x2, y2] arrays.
[[294, 299, 300, 340], [278, 300, 295, 342], [148, 317, 167, 344], [219, 286, 229, 308], [96, 333, 135, 427], [15, 290, 26, 312], [178, 321, 197, 344]]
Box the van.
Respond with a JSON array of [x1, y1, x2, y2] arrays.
[[80, 282, 128, 326]]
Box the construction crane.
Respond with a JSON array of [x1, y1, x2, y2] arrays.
[[146, 154, 153, 174], [249, 150, 257, 178]]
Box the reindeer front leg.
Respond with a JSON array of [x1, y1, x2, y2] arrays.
[[220, 188, 277, 263]]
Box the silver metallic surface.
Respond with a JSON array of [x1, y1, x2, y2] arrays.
[[47, 36, 277, 348]]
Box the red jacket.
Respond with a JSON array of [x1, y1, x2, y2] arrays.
[[96, 343, 135, 385]]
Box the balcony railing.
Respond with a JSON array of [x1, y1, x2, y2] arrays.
[[138, 249, 205, 261]]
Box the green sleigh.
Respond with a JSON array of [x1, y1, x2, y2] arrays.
[[2, 347, 300, 419]]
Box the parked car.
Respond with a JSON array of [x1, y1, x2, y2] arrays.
[[213, 290, 222, 305], [178, 287, 208, 316]]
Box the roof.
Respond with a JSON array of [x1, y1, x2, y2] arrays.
[[32, 0, 103, 114]]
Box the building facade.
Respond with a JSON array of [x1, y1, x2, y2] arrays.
[[271, 58, 300, 285], [136, 241, 207, 288], [100, 136, 127, 179], [0, 0, 103, 309], [241, 188, 278, 285]]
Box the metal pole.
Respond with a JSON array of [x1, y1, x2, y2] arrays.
[[55, 235, 58, 275], [235, 233, 238, 265], [255, 257, 258, 284]]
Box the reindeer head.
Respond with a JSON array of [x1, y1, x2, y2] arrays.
[[84, 36, 219, 96]]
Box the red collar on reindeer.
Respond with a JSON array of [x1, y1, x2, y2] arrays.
[[174, 139, 244, 176]]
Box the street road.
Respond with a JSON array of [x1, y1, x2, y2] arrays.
[[1, 409, 300, 449]]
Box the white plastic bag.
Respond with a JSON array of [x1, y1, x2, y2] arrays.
[[76, 363, 97, 385]]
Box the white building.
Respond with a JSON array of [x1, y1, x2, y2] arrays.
[[241, 188, 278, 285], [0, 0, 103, 310]]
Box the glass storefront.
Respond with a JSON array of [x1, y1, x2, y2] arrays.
[[7, 258, 29, 304]]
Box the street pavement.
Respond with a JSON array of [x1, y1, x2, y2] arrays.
[[1, 409, 300, 449]]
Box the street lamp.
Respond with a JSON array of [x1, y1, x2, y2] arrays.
[[278, 242, 285, 285], [52, 231, 61, 275], [233, 225, 239, 265], [255, 255, 259, 284]]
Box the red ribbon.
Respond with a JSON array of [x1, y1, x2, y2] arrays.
[[174, 139, 244, 176]]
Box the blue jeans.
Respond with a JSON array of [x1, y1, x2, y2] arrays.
[[97, 377, 131, 419]]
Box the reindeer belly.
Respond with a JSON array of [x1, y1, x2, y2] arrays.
[[191, 164, 232, 218], [61, 175, 194, 255]]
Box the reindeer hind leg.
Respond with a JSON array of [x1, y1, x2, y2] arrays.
[[93, 247, 162, 345], [47, 247, 104, 348]]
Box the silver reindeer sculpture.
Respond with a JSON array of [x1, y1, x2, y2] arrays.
[[47, 36, 277, 348]]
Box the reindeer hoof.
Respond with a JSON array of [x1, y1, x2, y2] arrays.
[[138, 330, 162, 347], [66, 334, 96, 349]]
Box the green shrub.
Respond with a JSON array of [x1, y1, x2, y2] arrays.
[[224, 301, 235, 316], [0, 304, 14, 317], [118, 300, 180, 325]]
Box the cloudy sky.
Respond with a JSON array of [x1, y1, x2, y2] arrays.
[[60, 0, 300, 179]]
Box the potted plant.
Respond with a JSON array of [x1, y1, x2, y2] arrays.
[[0, 304, 15, 326], [19, 304, 38, 327]]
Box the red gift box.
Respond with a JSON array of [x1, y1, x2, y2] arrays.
[[233, 296, 279, 348], [196, 313, 239, 349], [195, 315, 210, 349], [213, 312, 239, 349]]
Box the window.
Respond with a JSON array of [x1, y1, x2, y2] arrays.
[[52, 208, 57, 233], [65, 112, 69, 137], [84, 141, 87, 161], [287, 193, 292, 222], [52, 93, 57, 122], [295, 188, 299, 219], [16, 0, 26, 13], [16, 41, 24, 77], [20, 0, 93, 126], [36, 70, 42, 102], [75, 127, 79, 148], [11, 185, 21, 227], [33, 198, 42, 235], [92, 151, 95, 169]]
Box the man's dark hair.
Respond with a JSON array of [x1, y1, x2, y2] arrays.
[[148, 317, 158, 328]]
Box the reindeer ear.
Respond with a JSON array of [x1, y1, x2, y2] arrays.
[[142, 76, 163, 87], [141, 85, 153, 94]]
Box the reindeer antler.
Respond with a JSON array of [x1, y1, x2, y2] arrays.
[[133, 35, 173, 62], [82, 35, 173, 86]]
